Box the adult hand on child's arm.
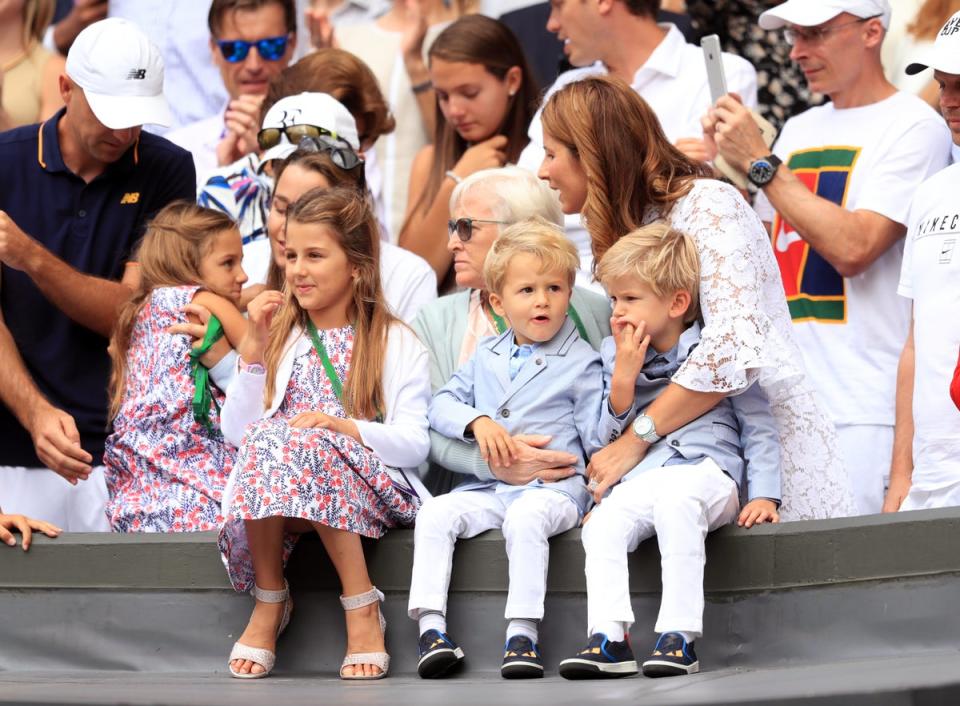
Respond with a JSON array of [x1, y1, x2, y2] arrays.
[[609, 318, 649, 415], [586, 433, 648, 504], [469, 416, 518, 469], [0, 513, 61, 551], [489, 435, 577, 485], [237, 290, 284, 364], [737, 498, 779, 528]]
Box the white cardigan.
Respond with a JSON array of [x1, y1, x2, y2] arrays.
[[220, 322, 432, 505]]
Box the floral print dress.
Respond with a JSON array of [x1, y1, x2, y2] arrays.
[[105, 286, 233, 532], [218, 324, 420, 592]]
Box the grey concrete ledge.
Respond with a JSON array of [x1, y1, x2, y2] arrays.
[[3, 507, 960, 593]]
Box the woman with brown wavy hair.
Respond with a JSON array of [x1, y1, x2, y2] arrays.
[[539, 75, 855, 521], [399, 15, 538, 285]]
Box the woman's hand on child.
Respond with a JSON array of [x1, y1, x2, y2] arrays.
[[470, 416, 518, 468], [489, 434, 578, 485], [586, 434, 648, 504], [0, 513, 61, 551], [239, 290, 284, 363], [737, 498, 780, 528]]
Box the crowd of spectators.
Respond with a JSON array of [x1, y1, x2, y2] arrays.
[[0, 0, 958, 684]]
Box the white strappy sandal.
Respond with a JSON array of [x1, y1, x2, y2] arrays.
[[228, 580, 293, 679], [339, 586, 390, 680]]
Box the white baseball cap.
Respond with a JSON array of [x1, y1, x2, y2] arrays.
[[905, 11, 960, 75], [759, 0, 891, 31], [258, 92, 361, 165], [65, 18, 171, 130]]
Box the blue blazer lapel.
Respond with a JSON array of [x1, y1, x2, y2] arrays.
[[487, 329, 515, 395], [496, 317, 578, 408]]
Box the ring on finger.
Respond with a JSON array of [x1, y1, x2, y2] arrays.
[[587, 479, 600, 491]]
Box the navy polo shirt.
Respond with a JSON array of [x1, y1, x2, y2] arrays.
[[0, 109, 195, 467]]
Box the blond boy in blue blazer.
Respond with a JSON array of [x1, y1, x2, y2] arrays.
[[409, 219, 604, 680]]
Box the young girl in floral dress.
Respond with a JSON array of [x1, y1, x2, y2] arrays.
[[219, 186, 431, 680], [105, 202, 248, 533]]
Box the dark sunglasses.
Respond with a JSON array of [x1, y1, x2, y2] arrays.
[[258, 124, 337, 151], [295, 134, 364, 172], [216, 35, 289, 63], [447, 217, 510, 242]]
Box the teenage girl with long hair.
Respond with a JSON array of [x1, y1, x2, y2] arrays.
[[399, 15, 538, 284], [105, 202, 248, 532], [220, 186, 431, 680]]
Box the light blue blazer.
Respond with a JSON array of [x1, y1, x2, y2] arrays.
[[598, 323, 781, 503], [428, 317, 605, 514]]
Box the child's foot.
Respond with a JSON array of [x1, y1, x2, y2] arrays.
[[558, 633, 638, 679], [229, 598, 289, 676], [342, 600, 386, 678], [641, 632, 699, 677], [417, 628, 465, 678], [500, 635, 543, 679]]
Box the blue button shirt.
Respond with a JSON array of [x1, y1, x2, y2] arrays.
[[0, 109, 195, 466]]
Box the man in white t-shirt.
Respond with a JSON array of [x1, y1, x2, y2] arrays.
[[707, 0, 953, 515], [884, 12, 960, 512], [516, 0, 758, 286], [166, 0, 297, 187]]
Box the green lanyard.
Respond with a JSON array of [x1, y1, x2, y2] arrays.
[[188, 314, 225, 433], [486, 302, 589, 342], [306, 320, 344, 403]]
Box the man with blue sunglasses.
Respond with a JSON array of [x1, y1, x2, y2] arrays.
[[168, 0, 296, 188]]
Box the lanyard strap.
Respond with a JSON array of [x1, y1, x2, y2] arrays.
[[307, 320, 344, 403], [188, 314, 225, 433], [486, 302, 589, 342]]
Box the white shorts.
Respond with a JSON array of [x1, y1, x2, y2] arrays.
[[0, 465, 110, 531]]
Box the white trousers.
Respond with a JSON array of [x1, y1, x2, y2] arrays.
[[408, 485, 579, 620], [0, 465, 110, 532], [900, 480, 960, 512], [582, 458, 739, 638], [835, 424, 893, 516]]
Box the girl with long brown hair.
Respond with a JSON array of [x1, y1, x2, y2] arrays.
[[538, 75, 855, 522], [399, 15, 538, 284], [104, 202, 249, 533], [218, 186, 431, 680]]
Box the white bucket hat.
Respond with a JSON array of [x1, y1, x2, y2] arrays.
[[65, 18, 171, 130], [759, 0, 892, 31], [906, 11, 960, 75]]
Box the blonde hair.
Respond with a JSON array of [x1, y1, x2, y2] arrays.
[[483, 217, 579, 295], [108, 202, 239, 420], [540, 76, 712, 269], [23, 0, 55, 45], [262, 186, 398, 420], [596, 222, 701, 324]]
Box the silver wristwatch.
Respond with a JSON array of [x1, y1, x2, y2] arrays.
[[632, 414, 662, 443]]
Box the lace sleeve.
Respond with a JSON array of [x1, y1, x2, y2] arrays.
[[663, 180, 804, 395]]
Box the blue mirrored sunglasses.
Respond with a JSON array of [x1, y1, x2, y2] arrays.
[[216, 35, 289, 63]]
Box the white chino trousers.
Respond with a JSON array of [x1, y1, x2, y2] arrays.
[[582, 458, 739, 638], [408, 485, 579, 621]]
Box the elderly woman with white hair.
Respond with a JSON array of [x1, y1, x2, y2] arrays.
[[413, 166, 611, 495]]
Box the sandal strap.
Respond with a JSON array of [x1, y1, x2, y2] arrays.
[[251, 580, 289, 604], [339, 586, 384, 611], [340, 651, 390, 676], [228, 641, 276, 673]]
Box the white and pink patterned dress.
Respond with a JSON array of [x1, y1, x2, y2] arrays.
[[218, 325, 420, 592], [105, 286, 233, 532]]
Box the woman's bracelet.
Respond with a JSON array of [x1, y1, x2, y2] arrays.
[[411, 79, 433, 94], [445, 170, 462, 184]]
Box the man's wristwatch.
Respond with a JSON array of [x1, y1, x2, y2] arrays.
[[632, 414, 662, 444], [747, 154, 782, 187]]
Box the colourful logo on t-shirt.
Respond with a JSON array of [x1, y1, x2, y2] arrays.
[[771, 146, 861, 323]]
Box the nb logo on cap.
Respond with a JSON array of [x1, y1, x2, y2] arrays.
[[126, 69, 147, 80]]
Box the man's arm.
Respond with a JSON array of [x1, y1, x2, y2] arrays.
[[883, 325, 915, 512], [0, 211, 135, 337], [0, 312, 92, 481], [708, 96, 905, 277]]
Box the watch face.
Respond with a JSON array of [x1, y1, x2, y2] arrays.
[[634, 416, 654, 436], [750, 159, 775, 186]]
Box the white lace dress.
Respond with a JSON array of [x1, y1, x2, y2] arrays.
[[646, 179, 856, 520]]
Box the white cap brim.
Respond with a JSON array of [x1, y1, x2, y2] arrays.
[[905, 48, 960, 76], [259, 142, 297, 169], [85, 91, 172, 130], [759, 1, 844, 29]]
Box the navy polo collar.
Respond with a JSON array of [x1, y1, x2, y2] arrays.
[[37, 107, 140, 178]]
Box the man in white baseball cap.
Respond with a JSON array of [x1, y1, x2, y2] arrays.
[[0, 18, 195, 531], [704, 0, 953, 515], [884, 10, 960, 514]]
